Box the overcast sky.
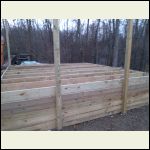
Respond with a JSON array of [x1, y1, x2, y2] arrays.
[[4, 19, 96, 31], [1, 19, 127, 35]]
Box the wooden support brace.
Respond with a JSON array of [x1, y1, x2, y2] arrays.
[[122, 19, 133, 113], [1, 65, 10, 79], [53, 19, 63, 130]]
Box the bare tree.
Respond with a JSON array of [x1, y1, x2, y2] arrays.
[[141, 19, 149, 72], [26, 19, 33, 56], [93, 19, 100, 64], [75, 19, 81, 62], [112, 19, 120, 66], [1, 19, 148, 72], [83, 19, 90, 62]]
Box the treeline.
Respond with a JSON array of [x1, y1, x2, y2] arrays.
[[1, 19, 149, 72]]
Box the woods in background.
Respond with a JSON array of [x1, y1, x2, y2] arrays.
[[1, 19, 149, 72]]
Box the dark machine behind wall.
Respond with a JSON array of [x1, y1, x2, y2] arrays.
[[11, 53, 33, 65], [1, 35, 33, 66]]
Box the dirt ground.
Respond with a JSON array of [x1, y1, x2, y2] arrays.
[[60, 105, 149, 131]]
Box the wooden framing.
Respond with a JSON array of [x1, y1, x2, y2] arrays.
[[1, 65, 10, 79], [1, 64, 149, 130], [122, 19, 133, 113], [1, 35, 4, 65], [1, 19, 149, 131], [53, 19, 62, 130]]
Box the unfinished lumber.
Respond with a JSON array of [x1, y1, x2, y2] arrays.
[[2, 97, 148, 130], [14, 100, 148, 131], [1, 63, 149, 131], [1, 84, 148, 118], [5, 64, 111, 74], [53, 19, 62, 130], [1, 82, 148, 116], [1, 69, 126, 83], [122, 19, 133, 113], [1, 72, 144, 92], [1, 75, 149, 104], [3, 67, 122, 79]]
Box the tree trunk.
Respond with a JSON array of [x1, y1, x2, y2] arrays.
[[96, 19, 101, 64], [141, 20, 149, 72], [132, 19, 139, 69], [84, 19, 89, 62], [112, 19, 120, 66], [76, 19, 81, 62], [26, 19, 33, 57], [93, 19, 100, 64], [66, 19, 70, 62]]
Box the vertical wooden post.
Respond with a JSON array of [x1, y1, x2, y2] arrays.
[[4, 19, 11, 66], [122, 19, 133, 113], [1, 35, 5, 65], [53, 19, 62, 130]]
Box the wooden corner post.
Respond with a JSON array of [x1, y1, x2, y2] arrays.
[[1, 35, 4, 65], [122, 19, 133, 113], [4, 19, 11, 66], [53, 19, 63, 130]]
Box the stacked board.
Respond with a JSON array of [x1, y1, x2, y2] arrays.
[[1, 63, 149, 130]]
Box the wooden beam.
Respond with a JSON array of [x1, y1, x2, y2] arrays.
[[53, 19, 63, 130], [1, 72, 144, 92], [1, 85, 148, 113], [5, 65, 114, 75], [4, 19, 11, 66], [2, 97, 149, 130], [1, 35, 4, 65], [1, 70, 141, 84], [1, 65, 10, 79], [122, 19, 133, 113], [1, 76, 149, 104]]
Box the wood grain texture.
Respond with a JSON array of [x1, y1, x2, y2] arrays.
[[53, 19, 62, 130], [122, 19, 133, 113], [1, 63, 149, 131]]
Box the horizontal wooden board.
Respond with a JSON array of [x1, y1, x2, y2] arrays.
[[5, 65, 112, 75], [1, 72, 143, 92], [15, 120, 56, 131], [3, 67, 122, 79], [1, 91, 149, 129], [2, 99, 148, 130], [63, 102, 149, 128], [1, 70, 128, 84], [16, 101, 148, 131], [1, 87, 148, 119], [1, 63, 149, 131], [1, 76, 149, 104]]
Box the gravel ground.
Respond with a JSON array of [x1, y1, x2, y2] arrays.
[[60, 105, 149, 131]]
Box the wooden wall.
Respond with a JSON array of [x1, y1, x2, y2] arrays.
[[1, 64, 149, 130]]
